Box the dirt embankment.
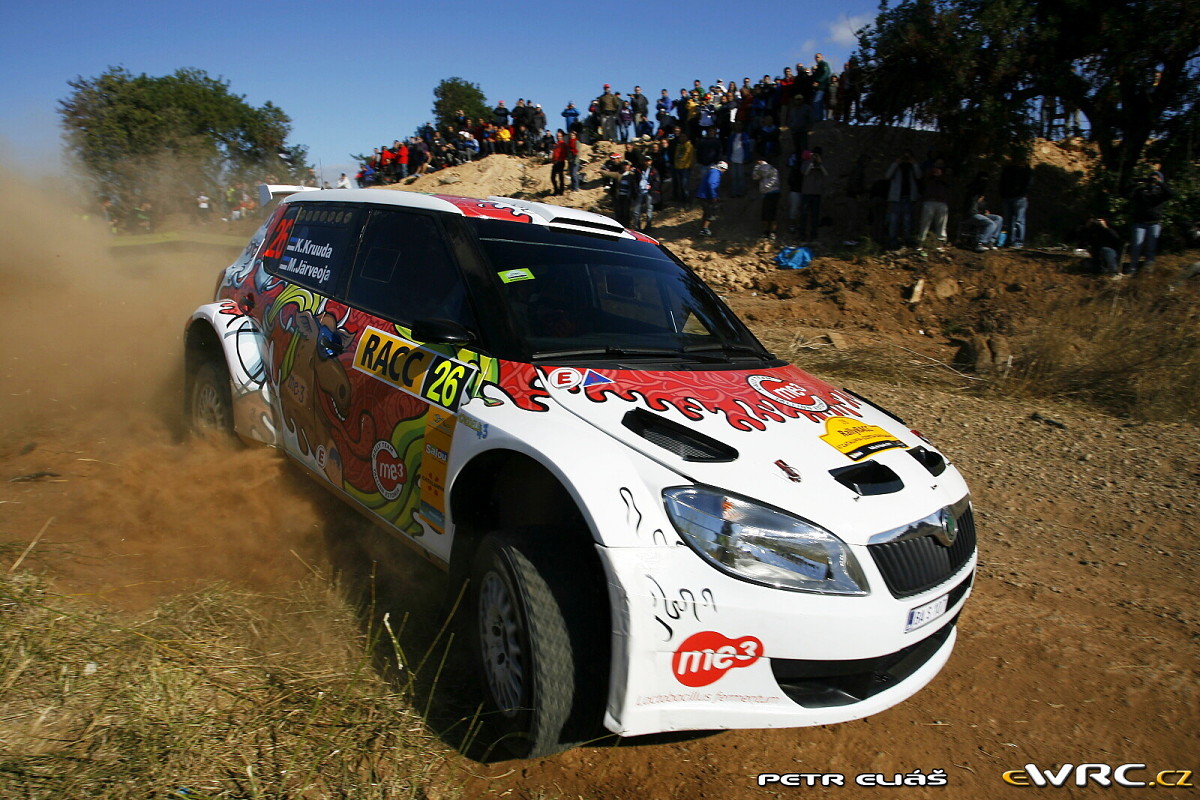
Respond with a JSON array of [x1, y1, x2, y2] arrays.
[[1, 158, 1197, 799]]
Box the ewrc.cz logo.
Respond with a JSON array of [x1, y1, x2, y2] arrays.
[[1003, 764, 1193, 788]]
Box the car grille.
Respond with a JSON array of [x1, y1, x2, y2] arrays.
[[869, 506, 976, 598]]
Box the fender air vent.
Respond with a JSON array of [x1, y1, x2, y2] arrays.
[[622, 409, 738, 462], [829, 461, 904, 496]]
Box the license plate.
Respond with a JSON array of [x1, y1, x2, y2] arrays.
[[905, 592, 949, 633]]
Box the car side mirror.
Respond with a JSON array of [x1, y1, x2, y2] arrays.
[[410, 318, 476, 346]]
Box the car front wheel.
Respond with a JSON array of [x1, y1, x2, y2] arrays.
[[471, 532, 578, 758]]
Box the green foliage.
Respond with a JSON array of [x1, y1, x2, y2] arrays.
[[431, 77, 490, 135], [59, 67, 313, 215], [855, 0, 1200, 186]]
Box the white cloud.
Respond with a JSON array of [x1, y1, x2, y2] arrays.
[[829, 13, 874, 47]]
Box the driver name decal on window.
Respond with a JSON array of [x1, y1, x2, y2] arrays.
[[352, 326, 479, 412]]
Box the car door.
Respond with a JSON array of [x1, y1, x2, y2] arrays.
[[336, 207, 481, 560], [257, 201, 361, 482]]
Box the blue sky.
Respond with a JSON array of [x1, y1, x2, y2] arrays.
[[0, 0, 876, 185]]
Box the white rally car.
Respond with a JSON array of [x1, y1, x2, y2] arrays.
[[184, 187, 975, 757]]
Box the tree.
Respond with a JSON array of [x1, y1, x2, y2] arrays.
[[431, 77, 490, 135], [59, 67, 312, 217], [855, 0, 1200, 187]]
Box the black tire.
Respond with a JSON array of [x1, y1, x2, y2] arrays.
[[470, 532, 581, 758], [189, 360, 234, 437]]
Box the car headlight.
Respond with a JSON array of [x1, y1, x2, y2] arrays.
[[663, 487, 869, 595]]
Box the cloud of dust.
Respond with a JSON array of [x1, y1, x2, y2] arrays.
[[0, 164, 339, 606], [0, 164, 223, 441]]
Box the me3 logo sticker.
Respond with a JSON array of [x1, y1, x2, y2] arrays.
[[672, 631, 763, 687], [371, 440, 407, 501], [747, 375, 830, 412], [353, 327, 479, 412]]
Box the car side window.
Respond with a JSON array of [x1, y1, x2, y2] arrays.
[[345, 208, 476, 329], [261, 203, 359, 296]]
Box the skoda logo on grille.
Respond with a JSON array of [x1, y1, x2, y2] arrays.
[[934, 508, 959, 546]]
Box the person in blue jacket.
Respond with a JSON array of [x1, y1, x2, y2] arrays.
[[696, 161, 727, 237]]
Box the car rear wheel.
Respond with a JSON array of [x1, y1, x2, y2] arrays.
[[189, 360, 234, 437], [471, 532, 579, 758]]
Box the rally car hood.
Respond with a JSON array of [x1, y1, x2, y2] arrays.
[[535, 363, 968, 545]]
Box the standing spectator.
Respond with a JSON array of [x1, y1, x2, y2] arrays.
[[787, 95, 814, 155], [999, 154, 1033, 248], [671, 131, 695, 205], [196, 192, 212, 224], [630, 86, 649, 128], [631, 156, 661, 232], [786, 152, 806, 233], [916, 160, 952, 249], [336, 172, 352, 189], [550, 130, 570, 195], [695, 127, 721, 166], [397, 139, 409, 178], [561, 101, 580, 134], [885, 150, 922, 248], [799, 149, 828, 243], [726, 122, 752, 198], [695, 161, 727, 237], [752, 158, 782, 240], [567, 131, 582, 191], [492, 101, 510, 128], [531, 104, 547, 139], [837, 59, 859, 123], [1125, 168, 1173, 275], [618, 101, 634, 143], [596, 83, 620, 141], [754, 115, 781, 160], [613, 160, 636, 227], [811, 53, 833, 121], [511, 99, 531, 135], [655, 89, 675, 132]]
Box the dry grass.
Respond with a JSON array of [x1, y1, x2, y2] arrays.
[[757, 278, 1200, 424], [0, 571, 462, 799], [1005, 285, 1200, 421]]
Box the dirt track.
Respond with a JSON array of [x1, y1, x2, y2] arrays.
[[1, 174, 1197, 799]]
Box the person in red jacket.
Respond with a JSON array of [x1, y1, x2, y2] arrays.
[[550, 130, 572, 195], [396, 139, 409, 179]]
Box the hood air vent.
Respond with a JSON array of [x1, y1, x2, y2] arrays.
[[622, 409, 738, 462], [829, 461, 904, 496]]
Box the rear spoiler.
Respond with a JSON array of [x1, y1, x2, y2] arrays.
[[257, 184, 322, 207]]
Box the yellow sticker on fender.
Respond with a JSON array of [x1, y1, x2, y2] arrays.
[[819, 416, 907, 461], [353, 326, 478, 412]]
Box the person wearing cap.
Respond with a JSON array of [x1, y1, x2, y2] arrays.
[[752, 158, 782, 240], [596, 84, 620, 142], [695, 161, 727, 237], [530, 104, 547, 139]]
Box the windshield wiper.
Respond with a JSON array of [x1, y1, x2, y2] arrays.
[[682, 342, 774, 361], [532, 346, 726, 362]]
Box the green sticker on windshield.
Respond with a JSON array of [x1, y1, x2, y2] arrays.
[[498, 268, 535, 283]]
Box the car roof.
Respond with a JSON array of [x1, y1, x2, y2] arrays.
[[280, 188, 647, 241]]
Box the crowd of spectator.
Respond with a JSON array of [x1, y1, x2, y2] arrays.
[[346, 60, 1183, 269], [353, 55, 862, 191]]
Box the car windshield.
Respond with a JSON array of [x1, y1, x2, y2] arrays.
[[472, 220, 769, 363]]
